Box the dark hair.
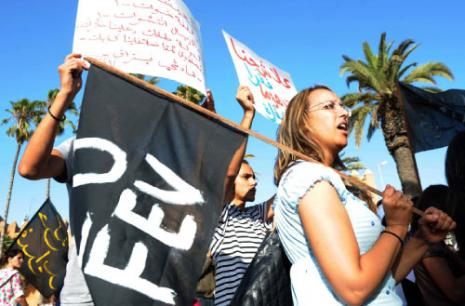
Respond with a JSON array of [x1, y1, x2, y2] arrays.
[[445, 131, 465, 258], [446, 131, 465, 197], [416, 184, 450, 212], [412, 185, 449, 233], [1, 249, 23, 266]]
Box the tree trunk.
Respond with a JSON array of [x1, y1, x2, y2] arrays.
[[381, 98, 422, 198], [46, 178, 51, 199], [391, 142, 422, 197], [0, 144, 22, 256]]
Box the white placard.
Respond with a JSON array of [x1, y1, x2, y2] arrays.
[[223, 31, 297, 124], [73, 0, 206, 94]]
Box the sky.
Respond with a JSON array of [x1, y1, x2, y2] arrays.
[[1, 0, 464, 223]]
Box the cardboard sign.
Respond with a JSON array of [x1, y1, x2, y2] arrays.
[[223, 31, 297, 124], [73, 0, 206, 93]]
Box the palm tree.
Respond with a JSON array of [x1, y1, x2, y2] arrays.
[[43, 89, 79, 199], [335, 154, 377, 211], [244, 153, 255, 159], [340, 33, 453, 196], [0, 99, 45, 256], [174, 85, 205, 104], [336, 153, 366, 173], [131, 73, 160, 86]]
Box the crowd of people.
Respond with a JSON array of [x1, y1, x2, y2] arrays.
[[0, 53, 463, 306]]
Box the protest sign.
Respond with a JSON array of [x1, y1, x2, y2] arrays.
[[223, 30, 297, 124], [71, 64, 245, 305], [73, 0, 206, 94]]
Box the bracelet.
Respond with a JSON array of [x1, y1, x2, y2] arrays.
[[48, 106, 66, 122], [381, 230, 404, 247]]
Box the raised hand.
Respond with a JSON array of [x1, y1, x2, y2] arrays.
[[382, 185, 413, 232], [58, 53, 90, 99], [236, 85, 255, 114], [415, 207, 456, 244]]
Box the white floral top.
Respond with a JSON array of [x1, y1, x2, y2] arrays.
[[0, 267, 24, 306]]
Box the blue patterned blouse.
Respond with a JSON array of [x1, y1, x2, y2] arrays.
[[274, 161, 402, 305]]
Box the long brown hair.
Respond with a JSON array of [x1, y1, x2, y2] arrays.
[[274, 85, 335, 185]]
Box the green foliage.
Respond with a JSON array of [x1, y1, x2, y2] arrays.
[[174, 85, 205, 104], [1, 98, 46, 256], [2, 235, 13, 252], [46, 89, 79, 135], [131, 73, 160, 85], [335, 152, 366, 172], [244, 153, 255, 159], [340, 32, 454, 147], [2, 99, 45, 145]]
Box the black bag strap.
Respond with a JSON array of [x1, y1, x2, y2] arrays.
[[229, 231, 292, 306]]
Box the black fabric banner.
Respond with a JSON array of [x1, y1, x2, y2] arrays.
[[399, 82, 465, 153], [71, 65, 245, 305], [10, 198, 68, 298]]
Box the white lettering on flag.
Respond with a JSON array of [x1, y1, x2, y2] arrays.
[[113, 188, 198, 250], [76, 138, 205, 302], [73, 138, 127, 187], [83, 222, 177, 304], [134, 153, 204, 205]]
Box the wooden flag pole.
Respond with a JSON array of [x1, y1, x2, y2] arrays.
[[84, 57, 424, 217]]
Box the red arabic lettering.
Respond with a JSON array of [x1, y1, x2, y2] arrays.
[[229, 37, 248, 62], [255, 65, 291, 89], [259, 84, 287, 109], [75, 1, 204, 86]]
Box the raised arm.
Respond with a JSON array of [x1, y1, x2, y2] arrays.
[[223, 85, 255, 204], [200, 89, 216, 113], [391, 206, 456, 282], [19, 53, 89, 180], [298, 184, 412, 305], [265, 194, 275, 221]]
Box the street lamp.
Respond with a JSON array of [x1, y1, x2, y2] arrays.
[[377, 161, 388, 189]]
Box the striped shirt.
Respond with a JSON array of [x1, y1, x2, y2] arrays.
[[210, 202, 271, 306]]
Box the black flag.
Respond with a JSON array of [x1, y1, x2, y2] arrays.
[[10, 199, 68, 298], [399, 82, 465, 153], [71, 65, 246, 305]]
